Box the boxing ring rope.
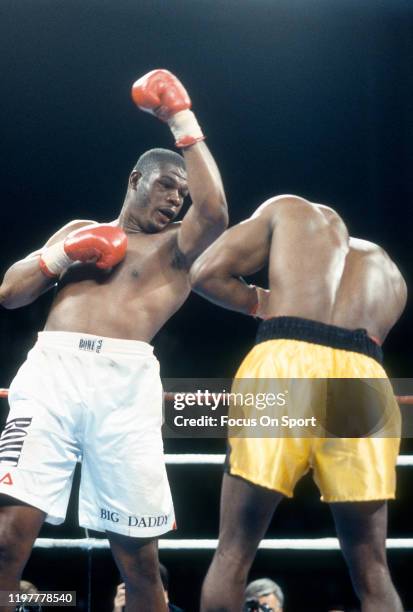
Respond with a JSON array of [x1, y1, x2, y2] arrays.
[[1, 388, 412, 555], [1, 388, 413, 466], [1, 387, 413, 466], [32, 537, 413, 551], [163, 454, 413, 466]]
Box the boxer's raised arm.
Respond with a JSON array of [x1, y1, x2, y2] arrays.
[[178, 141, 228, 261], [0, 220, 127, 309], [190, 213, 272, 316], [131, 69, 228, 262]]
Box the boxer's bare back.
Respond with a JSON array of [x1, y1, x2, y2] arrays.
[[192, 195, 406, 343]]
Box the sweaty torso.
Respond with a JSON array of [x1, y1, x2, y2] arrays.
[[264, 197, 406, 342], [45, 224, 191, 342]]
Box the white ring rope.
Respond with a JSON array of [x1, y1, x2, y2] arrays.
[[24, 455, 413, 555], [164, 454, 413, 466], [165, 454, 226, 464], [32, 537, 413, 551], [31, 454, 413, 553], [395, 455, 413, 466]]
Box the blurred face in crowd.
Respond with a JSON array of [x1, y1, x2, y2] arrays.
[[258, 592, 282, 611]]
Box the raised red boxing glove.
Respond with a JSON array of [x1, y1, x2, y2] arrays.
[[131, 69, 205, 148], [39, 224, 128, 278], [131, 69, 191, 121]]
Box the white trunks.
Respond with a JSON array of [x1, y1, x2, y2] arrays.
[[0, 331, 175, 537]]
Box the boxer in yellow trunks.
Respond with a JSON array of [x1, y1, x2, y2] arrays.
[[191, 195, 406, 612]]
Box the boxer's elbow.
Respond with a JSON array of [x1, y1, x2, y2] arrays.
[[190, 254, 228, 299], [0, 283, 16, 309], [190, 256, 216, 290], [0, 279, 40, 309]]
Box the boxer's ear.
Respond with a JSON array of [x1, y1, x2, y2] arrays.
[[129, 170, 142, 191]]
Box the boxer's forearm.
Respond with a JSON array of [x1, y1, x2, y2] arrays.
[[192, 273, 257, 315], [0, 256, 55, 309], [183, 142, 228, 226]]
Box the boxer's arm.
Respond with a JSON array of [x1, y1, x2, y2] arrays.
[[178, 141, 228, 262], [131, 69, 228, 262], [190, 214, 272, 315], [0, 219, 95, 309]]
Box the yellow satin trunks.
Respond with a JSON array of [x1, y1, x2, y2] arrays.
[[228, 337, 401, 502]]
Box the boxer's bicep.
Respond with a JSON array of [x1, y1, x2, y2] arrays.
[[193, 216, 271, 282], [189, 219, 270, 314]]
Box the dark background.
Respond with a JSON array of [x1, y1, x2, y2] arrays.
[[0, 0, 412, 610]]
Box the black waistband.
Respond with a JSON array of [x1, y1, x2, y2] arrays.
[[256, 317, 383, 365]]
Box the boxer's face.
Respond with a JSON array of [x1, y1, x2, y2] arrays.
[[131, 163, 188, 233]]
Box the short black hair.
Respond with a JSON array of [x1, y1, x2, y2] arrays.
[[133, 148, 185, 176]]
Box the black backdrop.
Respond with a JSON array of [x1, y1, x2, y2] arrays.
[[0, 1, 412, 610]]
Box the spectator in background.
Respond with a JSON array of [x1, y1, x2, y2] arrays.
[[112, 563, 183, 612], [112, 582, 125, 612], [159, 563, 183, 612], [17, 580, 42, 612], [19, 580, 38, 595], [244, 578, 284, 611]]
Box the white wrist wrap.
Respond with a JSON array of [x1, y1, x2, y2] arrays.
[[40, 241, 72, 277], [167, 110, 205, 148], [248, 284, 259, 317]]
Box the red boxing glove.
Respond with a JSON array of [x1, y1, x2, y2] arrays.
[[40, 224, 128, 278], [131, 69, 205, 148], [131, 69, 191, 121]]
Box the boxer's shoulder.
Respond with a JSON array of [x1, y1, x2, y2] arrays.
[[251, 194, 312, 221], [348, 238, 395, 268], [349, 236, 382, 253]]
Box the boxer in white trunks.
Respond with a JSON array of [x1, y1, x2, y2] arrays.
[[0, 69, 228, 611]]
